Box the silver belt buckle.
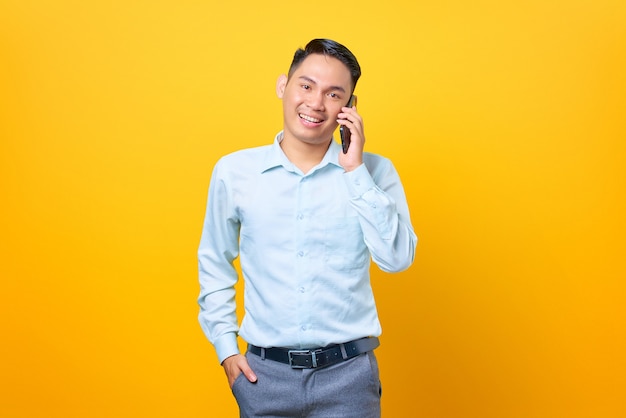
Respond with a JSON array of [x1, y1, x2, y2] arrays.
[[288, 349, 318, 368]]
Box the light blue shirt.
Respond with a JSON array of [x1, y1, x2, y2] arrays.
[[198, 132, 417, 363]]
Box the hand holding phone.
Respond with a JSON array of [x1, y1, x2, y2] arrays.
[[340, 95, 357, 154]]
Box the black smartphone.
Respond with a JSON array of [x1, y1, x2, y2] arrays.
[[340, 95, 357, 154]]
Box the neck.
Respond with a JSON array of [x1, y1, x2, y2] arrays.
[[280, 135, 331, 174]]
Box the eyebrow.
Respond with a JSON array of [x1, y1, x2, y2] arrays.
[[298, 76, 347, 93]]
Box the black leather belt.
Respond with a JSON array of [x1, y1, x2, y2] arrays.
[[248, 337, 380, 369]]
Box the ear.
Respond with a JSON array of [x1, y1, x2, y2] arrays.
[[276, 74, 288, 99]]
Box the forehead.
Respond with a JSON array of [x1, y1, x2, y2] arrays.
[[291, 54, 352, 90]]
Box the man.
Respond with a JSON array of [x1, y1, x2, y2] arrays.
[[198, 38, 417, 417]]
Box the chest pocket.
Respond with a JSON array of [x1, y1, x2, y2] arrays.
[[324, 216, 368, 271]]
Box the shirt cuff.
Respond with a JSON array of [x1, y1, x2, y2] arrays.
[[344, 163, 376, 199], [214, 332, 240, 364]]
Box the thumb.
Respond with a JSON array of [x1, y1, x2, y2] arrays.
[[241, 362, 258, 383]]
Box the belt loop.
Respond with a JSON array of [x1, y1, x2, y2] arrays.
[[339, 343, 348, 360], [260, 347, 266, 360]]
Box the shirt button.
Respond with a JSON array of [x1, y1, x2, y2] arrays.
[[298, 251, 304, 257], [297, 213, 304, 220], [301, 325, 307, 331], [299, 287, 305, 293]]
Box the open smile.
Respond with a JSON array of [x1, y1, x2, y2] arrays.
[[299, 113, 324, 124]]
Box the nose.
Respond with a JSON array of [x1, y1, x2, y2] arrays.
[[306, 92, 325, 111]]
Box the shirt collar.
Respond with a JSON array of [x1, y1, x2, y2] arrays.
[[261, 131, 343, 174]]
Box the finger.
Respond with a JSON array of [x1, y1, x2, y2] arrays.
[[338, 114, 362, 130], [238, 358, 258, 383], [337, 113, 362, 127], [336, 117, 351, 127], [339, 108, 359, 118]]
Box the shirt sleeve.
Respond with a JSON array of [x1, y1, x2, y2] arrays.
[[344, 160, 417, 272], [197, 160, 241, 364]]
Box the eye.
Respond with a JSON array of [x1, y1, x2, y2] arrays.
[[328, 92, 341, 99], [301, 84, 310, 90]]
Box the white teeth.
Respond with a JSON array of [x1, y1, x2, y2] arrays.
[[299, 114, 322, 123]]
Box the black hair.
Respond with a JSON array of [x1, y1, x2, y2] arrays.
[[288, 39, 361, 91]]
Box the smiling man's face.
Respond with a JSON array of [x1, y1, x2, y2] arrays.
[[277, 53, 353, 148]]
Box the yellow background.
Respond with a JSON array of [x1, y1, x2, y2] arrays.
[[1, 0, 624, 417]]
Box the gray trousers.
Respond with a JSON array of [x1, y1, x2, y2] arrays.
[[231, 349, 382, 418]]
